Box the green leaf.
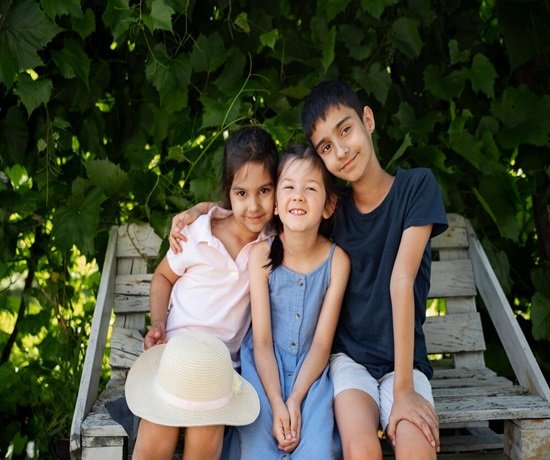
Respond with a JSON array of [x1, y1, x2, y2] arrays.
[[190, 175, 217, 202], [71, 8, 96, 39], [16, 74, 53, 116], [424, 65, 466, 99], [361, 0, 398, 20], [320, 0, 352, 21], [469, 53, 497, 98], [340, 25, 375, 61], [200, 94, 241, 129], [492, 86, 550, 149], [145, 44, 191, 113], [41, 0, 82, 19], [385, 133, 412, 172], [260, 29, 280, 51], [363, 62, 391, 104], [234, 12, 250, 33], [391, 17, 423, 58], [0, 0, 62, 69], [190, 33, 228, 73], [85, 159, 130, 197], [214, 50, 247, 94], [143, 0, 175, 33], [0, 107, 28, 164], [531, 292, 550, 341], [449, 39, 470, 65], [321, 26, 336, 71], [51, 38, 90, 87], [102, 0, 136, 42], [0, 51, 18, 88], [448, 131, 484, 170], [475, 172, 520, 241], [51, 185, 106, 255]]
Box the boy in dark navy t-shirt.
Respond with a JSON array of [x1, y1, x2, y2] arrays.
[[302, 81, 447, 460]]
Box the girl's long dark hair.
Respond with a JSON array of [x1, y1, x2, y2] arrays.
[[267, 144, 337, 270], [220, 126, 278, 209]]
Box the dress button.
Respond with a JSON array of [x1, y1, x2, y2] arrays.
[[298, 279, 304, 286], [290, 342, 296, 349], [295, 313, 301, 320]]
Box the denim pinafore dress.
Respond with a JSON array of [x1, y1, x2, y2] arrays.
[[236, 242, 340, 459]]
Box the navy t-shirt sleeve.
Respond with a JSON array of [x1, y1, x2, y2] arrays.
[[403, 168, 448, 238]]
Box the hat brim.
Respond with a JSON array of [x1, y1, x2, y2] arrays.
[[125, 344, 260, 427]]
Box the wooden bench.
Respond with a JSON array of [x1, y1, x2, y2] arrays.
[[70, 214, 550, 459]]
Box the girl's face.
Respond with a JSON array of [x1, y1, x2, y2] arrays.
[[275, 158, 333, 232], [229, 162, 275, 236]]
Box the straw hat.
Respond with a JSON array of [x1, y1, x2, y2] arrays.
[[125, 330, 260, 427]]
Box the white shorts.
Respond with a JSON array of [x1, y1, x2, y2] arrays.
[[329, 352, 434, 430]]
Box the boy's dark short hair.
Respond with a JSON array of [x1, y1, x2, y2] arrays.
[[301, 81, 364, 140]]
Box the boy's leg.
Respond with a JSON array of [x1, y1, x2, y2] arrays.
[[330, 353, 383, 460], [183, 425, 224, 460], [379, 369, 437, 460], [133, 418, 180, 460], [334, 389, 382, 460]]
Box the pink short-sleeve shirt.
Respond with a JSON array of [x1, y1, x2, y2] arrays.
[[165, 206, 270, 367]]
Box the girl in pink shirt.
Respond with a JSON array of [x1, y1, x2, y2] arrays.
[[132, 127, 278, 460]]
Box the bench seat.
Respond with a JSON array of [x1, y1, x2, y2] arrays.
[[70, 215, 550, 459]]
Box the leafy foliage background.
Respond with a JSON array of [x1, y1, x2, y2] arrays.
[[1, 0, 549, 457]]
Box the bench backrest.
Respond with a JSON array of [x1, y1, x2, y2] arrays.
[[106, 213, 484, 381]]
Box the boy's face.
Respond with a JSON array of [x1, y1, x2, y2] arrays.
[[309, 104, 375, 183]]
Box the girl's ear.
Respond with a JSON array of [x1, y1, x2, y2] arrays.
[[274, 202, 279, 216], [322, 194, 337, 219]]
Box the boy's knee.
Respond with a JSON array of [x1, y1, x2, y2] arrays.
[[393, 420, 437, 460], [342, 434, 382, 460]]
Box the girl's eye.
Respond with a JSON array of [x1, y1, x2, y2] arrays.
[[306, 186, 317, 192], [235, 191, 246, 197], [260, 187, 272, 194], [342, 126, 351, 135]]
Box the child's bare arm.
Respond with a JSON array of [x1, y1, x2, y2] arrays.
[[388, 224, 440, 451], [169, 202, 216, 252], [146, 257, 179, 349], [248, 243, 293, 447]]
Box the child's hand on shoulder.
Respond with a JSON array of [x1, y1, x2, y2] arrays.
[[387, 388, 440, 453], [143, 323, 167, 350]]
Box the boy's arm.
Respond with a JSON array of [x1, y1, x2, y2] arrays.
[[387, 224, 440, 451], [145, 256, 180, 349], [285, 246, 350, 447], [248, 243, 293, 450], [169, 202, 217, 252]]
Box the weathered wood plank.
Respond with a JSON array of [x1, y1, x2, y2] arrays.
[[432, 214, 468, 250], [467, 221, 550, 401], [117, 223, 162, 258], [70, 226, 118, 457], [428, 259, 476, 298], [440, 427, 504, 452], [109, 327, 143, 369], [433, 384, 527, 399], [437, 395, 550, 424], [424, 312, 485, 354], [504, 419, 550, 460]]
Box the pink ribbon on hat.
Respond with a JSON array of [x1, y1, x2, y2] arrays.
[[153, 376, 234, 411]]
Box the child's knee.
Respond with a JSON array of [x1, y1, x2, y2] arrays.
[[393, 420, 437, 460]]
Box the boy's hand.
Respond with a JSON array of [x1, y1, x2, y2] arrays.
[[386, 389, 440, 452], [272, 400, 296, 452], [143, 323, 167, 350]]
